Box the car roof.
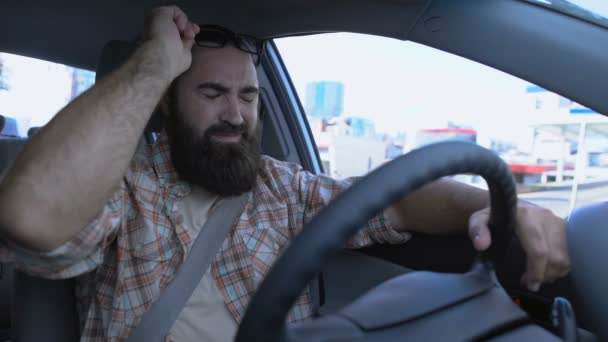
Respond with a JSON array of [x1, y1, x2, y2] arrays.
[[0, 0, 428, 70]]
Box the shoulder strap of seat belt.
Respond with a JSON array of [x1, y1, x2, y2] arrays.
[[127, 193, 249, 342]]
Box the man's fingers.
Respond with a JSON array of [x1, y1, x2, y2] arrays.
[[514, 205, 568, 292], [180, 23, 199, 49], [471, 224, 491, 251], [468, 210, 492, 251], [521, 237, 549, 291], [167, 7, 199, 45], [144, 5, 192, 41], [545, 218, 571, 283], [171, 7, 189, 32], [174, 14, 188, 34], [183, 36, 196, 50], [470, 201, 572, 293], [184, 22, 199, 40], [141, 5, 196, 77], [543, 252, 571, 283]]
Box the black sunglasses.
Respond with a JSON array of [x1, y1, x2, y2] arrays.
[[195, 25, 265, 65]]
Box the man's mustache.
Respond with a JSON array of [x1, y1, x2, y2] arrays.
[[205, 123, 248, 137]]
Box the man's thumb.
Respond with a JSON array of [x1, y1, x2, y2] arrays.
[[469, 212, 492, 251]]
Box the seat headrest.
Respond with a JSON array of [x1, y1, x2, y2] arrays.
[[96, 40, 135, 83], [96, 40, 164, 134], [27, 127, 41, 137], [0, 115, 19, 137]]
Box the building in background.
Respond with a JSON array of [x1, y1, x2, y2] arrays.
[[70, 69, 96, 100], [305, 81, 386, 178], [0, 56, 8, 91], [305, 81, 344, 119], [0, 54, 16, 136], [344, 117, 376, 137], [516, 85, 608, 186], [415, 128, 477, 147], [313, 119, 385, 178]]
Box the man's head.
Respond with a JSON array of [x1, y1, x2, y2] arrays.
[[163, 27, 263, 196]]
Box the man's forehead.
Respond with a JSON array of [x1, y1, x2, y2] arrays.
[[186, 46, 258, 86]]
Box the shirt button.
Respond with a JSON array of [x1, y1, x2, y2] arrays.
[[273, 243, 280, 249]]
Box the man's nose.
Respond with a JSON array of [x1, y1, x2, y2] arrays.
[[220, 96, 244, 126]]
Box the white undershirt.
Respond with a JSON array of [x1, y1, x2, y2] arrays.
[[167, 186, 238, 342]]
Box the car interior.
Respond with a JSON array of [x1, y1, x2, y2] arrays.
[[1, 0, 607, 341]]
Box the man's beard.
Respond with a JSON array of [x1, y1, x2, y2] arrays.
[[165, 103, 262, 197]]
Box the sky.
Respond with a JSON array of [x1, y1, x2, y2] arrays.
[[276, 34, 537, 144], [567, 0, 608, 16]]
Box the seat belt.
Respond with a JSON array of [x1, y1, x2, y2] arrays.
[[127, 193, 249, 342]]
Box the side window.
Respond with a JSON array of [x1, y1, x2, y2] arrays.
[[0, 52, 95, 137], [275, 33, 608, 218]]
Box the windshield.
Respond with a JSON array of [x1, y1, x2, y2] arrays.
[[276, 33, 608, 219], [524, 0, 608, 27]]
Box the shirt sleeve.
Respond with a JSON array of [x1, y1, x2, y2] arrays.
[[293, 167, 410, 248], [0, 181, 126, 279]]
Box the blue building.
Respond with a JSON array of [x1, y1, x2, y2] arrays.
[[345, 117, 375, 137], [0, 57, 7, 91], [70, 68, 96, 100], [305, 81, 344, 118]]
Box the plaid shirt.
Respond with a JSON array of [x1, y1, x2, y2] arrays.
[[1, 133, 410, 341]]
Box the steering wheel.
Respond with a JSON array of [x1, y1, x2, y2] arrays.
[[235, 142, 519, 341]]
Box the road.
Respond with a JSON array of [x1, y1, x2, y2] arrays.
[[519, 184, 608, 217]]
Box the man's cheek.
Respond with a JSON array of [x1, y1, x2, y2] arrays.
[[246, 110, 259, 132], [191, 101, 221, 124]]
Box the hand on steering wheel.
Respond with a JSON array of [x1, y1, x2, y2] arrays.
[[469, 202, 570, 292]]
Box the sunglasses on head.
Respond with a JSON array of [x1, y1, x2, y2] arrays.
[[195, 25, 265, 65]]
